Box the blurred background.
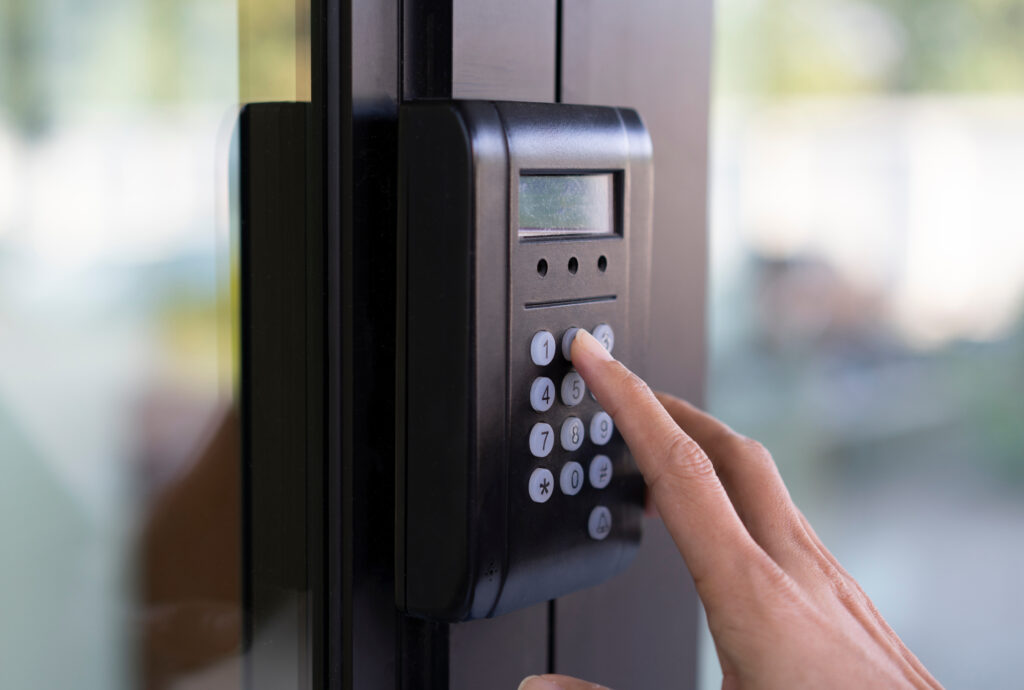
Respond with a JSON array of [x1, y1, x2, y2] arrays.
[[703, 0, 1024, 688], [0, 0, 306, 687]]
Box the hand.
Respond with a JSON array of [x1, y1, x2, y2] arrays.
[[520, 329, 941, 690]]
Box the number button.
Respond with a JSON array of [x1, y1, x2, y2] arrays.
[[530, 377, 555, 412], [592, 323, 615, 353], [561, 327, 580, 361], [560, 417, 585, 451], [529, 468, 555, 503], [588, 505, 612, 539], [559, 461, 584, 496], [560, 371, 585, 406], [530, 330, 556, 366], [590, 411, 613, 446], [529, 422, 554, 457], [589, 454, 613, 489]]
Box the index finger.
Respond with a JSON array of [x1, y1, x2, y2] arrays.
[[571, 329, 760, 590]]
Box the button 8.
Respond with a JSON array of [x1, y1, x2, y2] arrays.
[[560, 417, 585, 451]]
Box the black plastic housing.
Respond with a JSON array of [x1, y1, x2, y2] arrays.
[[396, 100, 653, 621]]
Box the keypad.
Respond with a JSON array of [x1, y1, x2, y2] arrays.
[[524, 323, 620, 538]]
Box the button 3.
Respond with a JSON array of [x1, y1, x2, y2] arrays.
[[592, 323, 614, 353]]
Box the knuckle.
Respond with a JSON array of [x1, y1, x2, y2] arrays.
[[603, 362, 652, 417], [649, 431, 715, 494]]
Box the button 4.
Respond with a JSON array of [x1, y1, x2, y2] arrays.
[[530, 377, 555, 412]]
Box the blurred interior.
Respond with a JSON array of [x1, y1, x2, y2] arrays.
[[704, 1, 1024, 687]]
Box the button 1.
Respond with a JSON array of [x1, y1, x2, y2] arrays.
[[559, 461, 584, 496], [530, 330, 556, 366], [589, 454, 613, 489], [560, 416, 585, 451], [592, 323, 615, 353], [588, 506, 612, 540], [561, 327, 580, 361], [529, 422, 554, 457], [530, 377, 555, 412], [529, 468, 555, 503], [560, 371, 585, 406], [590, 411, 613, 446]]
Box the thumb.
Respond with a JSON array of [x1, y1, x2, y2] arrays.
[[518, 674, 611, 690]]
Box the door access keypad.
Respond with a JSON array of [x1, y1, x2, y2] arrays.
[[523, 324, 618, 540]]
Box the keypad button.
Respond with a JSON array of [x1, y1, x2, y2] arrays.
[[588, 505, 612, 540], [560, 416, 585, 451], [561, 327, 580, 361], [529, 468, 555, 503], [592, 323, 614, 353], [530, 330, 556, 366], [590, 411, 613, 446], [530, 377, 555, 412], [559, 461, 585, 496], [560, 371, 586, 406], [529, 422, 555, 457], [589, 454, 613, 489]]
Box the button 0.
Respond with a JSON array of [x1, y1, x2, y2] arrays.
[[529, 422, 554, 457], [560, 371, 585, 406], [561, 327, 580, 361], [529, 468, 555, 503], [559, 461, 584, 496], [560, 417, 585, 451], [589, 454, 613, 489], [588, 506, 612, 540], [530, 330, 556, 366], [590, 411, 613, 446], [592, 323, 614, 353], [530, 377, 555, 412]]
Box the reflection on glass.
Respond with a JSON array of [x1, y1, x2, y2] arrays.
[[707, 1, 1024, 688], [0, 0, 308, 688]]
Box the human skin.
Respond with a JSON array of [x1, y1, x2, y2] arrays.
[[520, 329, 942, 690]]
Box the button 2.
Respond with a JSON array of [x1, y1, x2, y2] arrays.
[[588, 506, 612, 539], [559, 461, 584, 496], [560, 371, 585, 406], [530, 330, 556, 366], [529, 422, 554, 457], [592, 323, 615, 353], [529, 468, 555, 503], [560, 417, 585, 451], [561, 327, 580, 361], [589, 454, 613, 489], [530, 377, 555, 412], [590, 411, 613, 445]]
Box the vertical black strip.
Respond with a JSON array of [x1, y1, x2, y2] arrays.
[[547, 602, 556, 674], [554, 0, 563, 103]]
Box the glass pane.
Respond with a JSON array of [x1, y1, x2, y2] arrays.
[[707, 1, 1024, 688], [0, 0, 309, 687]]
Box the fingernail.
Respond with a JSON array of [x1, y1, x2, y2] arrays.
[[573, 328, 613, 363], [518, 676, 562, 690]]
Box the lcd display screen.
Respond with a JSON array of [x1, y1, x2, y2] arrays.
[[518, 174, 614, 239]]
